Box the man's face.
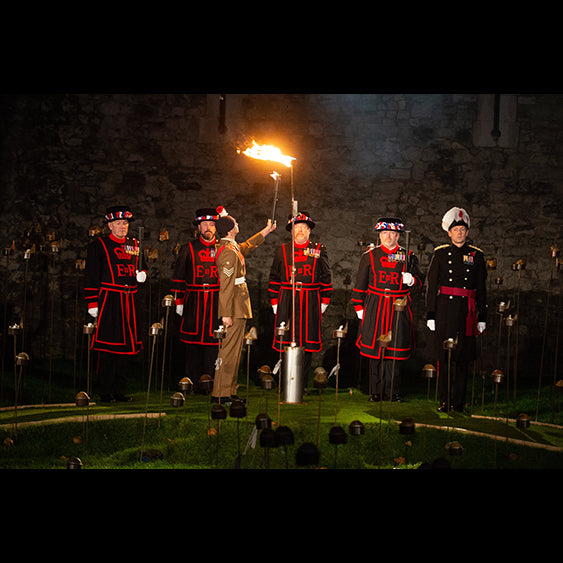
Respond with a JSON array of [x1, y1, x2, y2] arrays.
[[293, 222, 311, 244], [198, 220, 216, 241], [379, 230, 400, 249], [108, 219, 130, 239], [448, 225, 468, 247]]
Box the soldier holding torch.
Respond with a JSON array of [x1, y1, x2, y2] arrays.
[[211, 207, 277, 405]]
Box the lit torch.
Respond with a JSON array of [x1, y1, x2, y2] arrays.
[[238, 139, 296, 223], [238, 140, 296, 168], [238, 139, 299, 346]]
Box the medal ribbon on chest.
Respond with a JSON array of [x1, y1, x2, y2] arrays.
[[388, 252, 406, 263], [303, 246, 321, 259], [124, 244, 139, 256]]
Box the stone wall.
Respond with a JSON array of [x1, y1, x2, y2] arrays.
[[1, 93, 562, 384]]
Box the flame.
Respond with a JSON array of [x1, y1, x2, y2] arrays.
[[239, 140, 295, 168]]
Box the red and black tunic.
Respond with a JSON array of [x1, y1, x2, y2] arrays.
[[351, 244, 424, 360], [84, 234, 143, 355], [171, 236, 220, 346], [268, 240, 332, 352]]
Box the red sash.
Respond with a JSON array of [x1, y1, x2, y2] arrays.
[[439, 286, 477, 336]]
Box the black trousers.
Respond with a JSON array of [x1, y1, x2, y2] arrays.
[[438, 360, 469, 409], [97, 351, 129, 398], [369, 358, 401, 397]]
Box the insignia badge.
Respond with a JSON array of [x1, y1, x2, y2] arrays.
[[463, 254, 474, 265], [223, 266, 235, 277], [124, 245, 139, 256]]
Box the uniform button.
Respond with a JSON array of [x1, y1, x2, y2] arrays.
[[448, 260, 452, 264], [448, 270, 453, 273], [449, 296, 453, 300], [449, 278, 453, 282]]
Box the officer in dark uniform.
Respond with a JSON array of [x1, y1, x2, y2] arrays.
[[268, 212, 332, 387], [171, 208, 221, 393], [84, 205, 147, 402], [351, 217, 424, 402], [426, 207, 487, 412]]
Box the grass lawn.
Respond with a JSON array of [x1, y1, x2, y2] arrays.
[[1, 358, 562, 470]]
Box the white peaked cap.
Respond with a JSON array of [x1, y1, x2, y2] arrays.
[[442, 207, 470, 232]]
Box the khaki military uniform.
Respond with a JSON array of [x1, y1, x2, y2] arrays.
[[212, 232, 264, 399]]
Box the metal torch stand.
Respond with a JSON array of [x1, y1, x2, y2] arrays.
[[282, 343, 305, 403], [281, 166, 306, 404]]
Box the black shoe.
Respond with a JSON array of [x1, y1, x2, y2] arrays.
[[230, 395, 245, 404], [114, 393, 133, 402], [383, 393, 402, 402], [368, 394, 382, 402], [211, 396, 232, 405]]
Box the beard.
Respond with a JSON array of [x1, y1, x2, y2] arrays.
[[201, 230, 215, 241]]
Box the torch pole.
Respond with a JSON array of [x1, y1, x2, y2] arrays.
[[513, 270, 522, 401], [271, 172, 281, 224], [158, 309, 171, 427], [291, 166, 296, 344], [389, 310, 401, 421], [281, 164, 306, 404], [138, 226, 144, 272], [551, 262, 562, 422], [536, 259, 554, 420], [404, 230, 411, 273]]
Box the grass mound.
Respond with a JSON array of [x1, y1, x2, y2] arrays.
[[1, 371, 562, 469]]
